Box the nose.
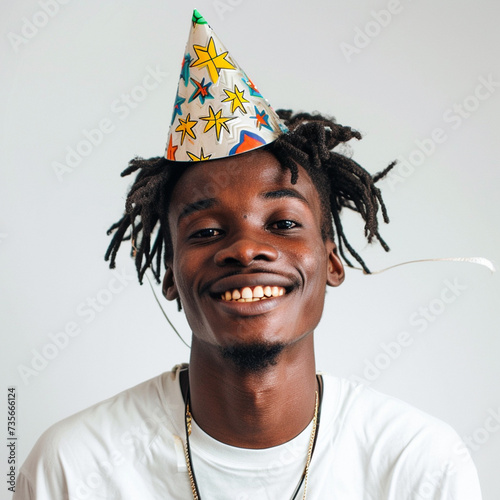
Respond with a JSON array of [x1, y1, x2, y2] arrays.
[[214, 234, 279, 267]]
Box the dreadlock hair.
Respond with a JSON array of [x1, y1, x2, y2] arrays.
[[269, 110, 394, 271], [105, 110, 394, 294]]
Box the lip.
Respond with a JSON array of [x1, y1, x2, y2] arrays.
[[207, 272, 297, 297], [214, 292, 289, 317]]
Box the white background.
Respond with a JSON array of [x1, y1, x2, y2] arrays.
[[1, 0, 499, 498]]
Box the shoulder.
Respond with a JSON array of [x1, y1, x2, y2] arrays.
[[319, 373, 482, 498], [16, 366, 187, 498], [39, 366, 183, 445], [323, 373, 463, 444]]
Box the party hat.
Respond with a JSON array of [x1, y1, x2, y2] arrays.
[[165, 9, 287, 162]]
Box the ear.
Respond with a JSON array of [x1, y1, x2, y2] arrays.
[[326, 241, 345, 287], [162, 267, 179, 301]]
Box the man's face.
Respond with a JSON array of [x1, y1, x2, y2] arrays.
[[164, 149, 344, 352]]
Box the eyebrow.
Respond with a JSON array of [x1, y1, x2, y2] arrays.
[[176, 189, 308, 225], [177, 198, 218, 225], [262, 189, 309, 205]]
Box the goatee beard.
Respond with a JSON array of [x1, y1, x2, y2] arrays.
[[219, 342, 285, 373]]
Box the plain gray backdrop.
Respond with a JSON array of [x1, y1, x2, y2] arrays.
[[1, 0, 499, 498]]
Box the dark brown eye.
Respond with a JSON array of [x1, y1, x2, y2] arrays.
[[190, 228, 222, 238], [271, 220, 299, 230]]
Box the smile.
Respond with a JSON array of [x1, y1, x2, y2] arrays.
[[220, 285, 286, 302]]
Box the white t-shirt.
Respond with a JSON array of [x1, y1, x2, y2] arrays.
[[14, 365, 482, 499]]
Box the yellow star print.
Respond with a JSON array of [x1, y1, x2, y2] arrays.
[[175, 113, 197, 145], [222, 84, 249, 114], [187, 148, 212, 161], [201, 106, 235, 141], [191, 37, 236, 83]]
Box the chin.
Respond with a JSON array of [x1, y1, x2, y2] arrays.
[[219, 341, 285, 373]]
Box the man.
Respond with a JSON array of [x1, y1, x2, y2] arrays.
[[15, 10, 481, 499]]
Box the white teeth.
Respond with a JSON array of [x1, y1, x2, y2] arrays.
[[220, 285, 287, 302]]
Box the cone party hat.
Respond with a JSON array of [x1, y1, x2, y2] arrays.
[[165, 10, 287, 162]]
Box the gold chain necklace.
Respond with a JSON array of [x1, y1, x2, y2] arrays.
[[183, 381, 322, 500]]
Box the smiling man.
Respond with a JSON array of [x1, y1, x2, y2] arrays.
[[163, 148, 343, 457], [15, 10, 482, 500]]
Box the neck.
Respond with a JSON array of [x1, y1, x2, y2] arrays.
[[187, 334, 317, 448]]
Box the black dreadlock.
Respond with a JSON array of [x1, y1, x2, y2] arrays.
[[105, 110, 394, 287], [269, 110, 394, 271]]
